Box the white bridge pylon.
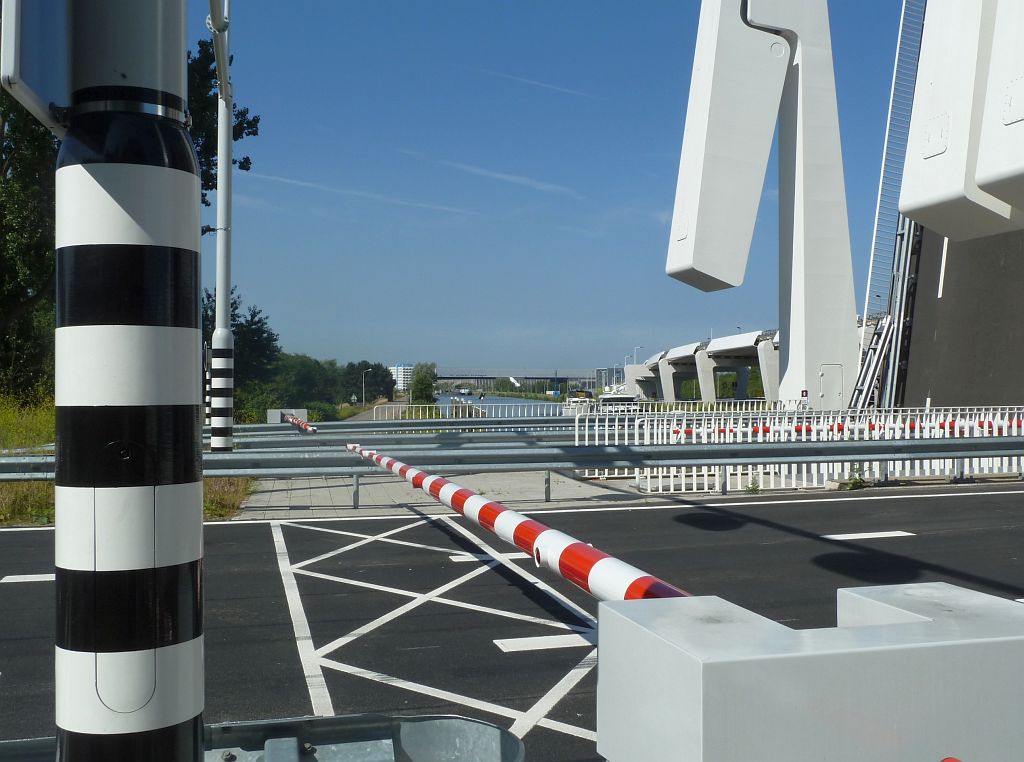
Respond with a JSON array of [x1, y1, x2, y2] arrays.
[[666, 0, 859, 409]]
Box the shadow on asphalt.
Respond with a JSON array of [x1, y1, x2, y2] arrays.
[[672, 513, 747, 532], [663, 496, 1024, 597], [812, 551, 923, 584]]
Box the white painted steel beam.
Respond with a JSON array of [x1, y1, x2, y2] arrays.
[[975, 0, 1024, 210], [667, 0, 859, 408], [667, 0, 789, 290], [900, 0, 1024, 240]]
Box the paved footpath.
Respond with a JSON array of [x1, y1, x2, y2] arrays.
[[238, 469, 653, 520]]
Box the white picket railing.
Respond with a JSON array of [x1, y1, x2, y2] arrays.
[[574, 406, 1024, 493], [373, 401, 564, 420], [375, 398, 784, 421]]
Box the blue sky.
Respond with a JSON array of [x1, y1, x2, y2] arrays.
[[188, 1, 902, 370]]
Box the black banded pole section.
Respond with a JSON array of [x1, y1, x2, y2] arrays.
[[54, 2, 203, 760], [204, 343, 212, 426]]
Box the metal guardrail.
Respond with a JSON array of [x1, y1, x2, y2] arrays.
[[228, 415, 575, 436], [4, 437, 1023, 481]]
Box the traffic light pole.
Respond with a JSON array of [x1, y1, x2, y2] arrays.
[[54, 1, 203, 759]]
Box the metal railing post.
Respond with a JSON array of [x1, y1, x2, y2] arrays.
[[353, 473, 360, 510], [951, 457, 966, 483], [544, 470, 551, 502]]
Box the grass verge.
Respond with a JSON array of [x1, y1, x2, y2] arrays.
[[0, 481, 55, 525], [0, 477, 255, 526], [0, 397, 55, 451], [203, 477, 255, 520]]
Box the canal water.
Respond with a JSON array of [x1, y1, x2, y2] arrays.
[[434, 393, 563, 417]]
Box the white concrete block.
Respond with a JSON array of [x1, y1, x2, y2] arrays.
[[598, 583, 1024, 761]]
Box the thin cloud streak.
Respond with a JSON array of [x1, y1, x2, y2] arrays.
[[246, 172, 479, 216], [437, 159, 583, 199], [480, 68, 594, 99]]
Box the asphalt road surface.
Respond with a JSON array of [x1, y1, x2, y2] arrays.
[[2, 483, 1024, 760]]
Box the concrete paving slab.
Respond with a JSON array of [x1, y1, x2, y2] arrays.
[[238, 471, 652, 521]]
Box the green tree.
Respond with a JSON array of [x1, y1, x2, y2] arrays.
[[0, 33, 261, 399], [340, 361, 396, 404], [408, 362, 437, 404], [201, 287, 280, 387], [0, 86, 58, 399], [271, 353, 333, 407], [187, 38, 260, 212]]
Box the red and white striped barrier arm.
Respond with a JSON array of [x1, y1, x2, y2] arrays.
[[346, 444, 688, 601], [283, 413, 318, 433]]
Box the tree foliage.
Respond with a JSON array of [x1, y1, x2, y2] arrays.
[[409, 362, 437, 404], [187, 39, 260, 210], [0, 33, 261, 399], [201, 287, 280, 386], [0, 85, 58, 399]]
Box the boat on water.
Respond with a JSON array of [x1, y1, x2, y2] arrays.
[[595, 392, 641, 414], [561, 389, 595, 415]]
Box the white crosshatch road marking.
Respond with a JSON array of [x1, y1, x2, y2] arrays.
[[494, 632, 596, 653], [822, 531, 915, 540], [450, 552, 531, 563], [0, 574, 54, 583], [273, 517, 597, 741]]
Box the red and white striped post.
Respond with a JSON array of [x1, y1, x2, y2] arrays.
[[346, 444, 688, 602], [282, 413, 318, 434]]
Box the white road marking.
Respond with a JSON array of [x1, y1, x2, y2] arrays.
[[314, 562, 497, 657], [937, 236, 949, 298], [822, 531, 915, 541], [494, 632, 596, 653], [509, 649, 598, 739], [289, 519, 428, 570], [292, 567, 585, 631], [270, 521, 334, 717], [0, 574, 54, 583], [319, 657, 595, 741], [450, 552, 530, 563], [283, 520, 458, 556]]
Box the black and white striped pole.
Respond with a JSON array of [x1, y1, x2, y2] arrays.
[[54, 1, 204, 759], [204, 342, 212, 426], [208, 0, 234, 452]]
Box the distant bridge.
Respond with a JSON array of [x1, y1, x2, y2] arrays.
[[435, 368, 597, 390]]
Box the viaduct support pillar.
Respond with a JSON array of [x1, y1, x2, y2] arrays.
[[757, 339, 780, 403], [54, 1, 204, 759], [735, 366, 750, 400], [658, 358, 679, 403], [695, 350, 717, 403]]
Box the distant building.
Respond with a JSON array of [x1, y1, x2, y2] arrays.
[[389, 363, 413, 391]]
